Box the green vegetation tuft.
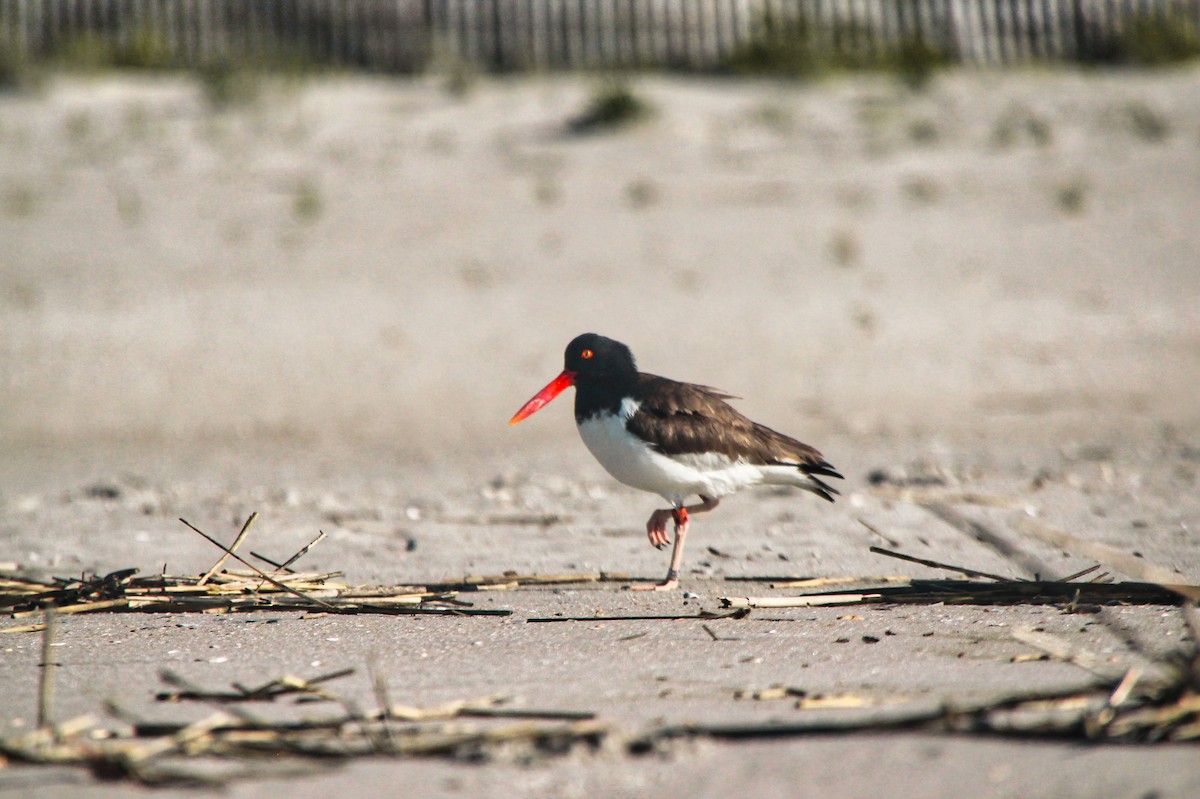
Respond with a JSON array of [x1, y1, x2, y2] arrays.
[[55, 32, 114, 71], [1080, 11, 1200, 66], [625, 179, 659, 208], [902, 177, 941, 205], [569, 81, 650, 134], [112, 28, 173, 70], [890, 35, 948, 90], [725, 11, 824, 77], [724, 8, 948, 89], [1124, 101, 1170, 142], [3, 184, 37, 218], [442, 58, 478, 98], [908, 118, 939, 145], [23, 26, 318, 110], [116, 188, 143, 225], [991, 106, 1054, 150], [0, 43, 37, 91], [1055, 179, 1088, 215], [64, 110, 92, 145], [828, 229, 861, 268], [197, 61, 263, 109], [292, 178, 323, 223], [1123, 11, 1200, 65]]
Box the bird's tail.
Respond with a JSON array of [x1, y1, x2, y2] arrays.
[[756, 458, 843, 502], [753, 423, 844, 502], [798, 460, 843, 502]]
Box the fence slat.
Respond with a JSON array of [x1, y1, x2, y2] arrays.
[[3, 0, 1195, 74]]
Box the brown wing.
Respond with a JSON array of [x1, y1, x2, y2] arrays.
[[627, 374, 840, 478]]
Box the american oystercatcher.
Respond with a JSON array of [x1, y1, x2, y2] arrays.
[[509, 333, 842, 591]]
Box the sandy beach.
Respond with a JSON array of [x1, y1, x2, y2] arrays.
[[2, 67, 1199, 796]]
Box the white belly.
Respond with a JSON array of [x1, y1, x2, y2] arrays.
[[576, 399, 800, 506]]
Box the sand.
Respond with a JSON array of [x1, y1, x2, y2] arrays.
[[2, 67, 1200, 796]]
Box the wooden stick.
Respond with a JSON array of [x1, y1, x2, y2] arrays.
[[165, 667, 357, 703], [178, 518, 338, 610], [459, 706, 596, 721], [1060, 564, 1102, 583], [247, 550, 288, 570], [37, 606, 57, 729], [120, 710, 239, 765], [869, 546, 1012, 582], [638, 704, 943, 742], [720, 594, 881, 609], [252, 531, 328, 593], [770, 575, 911, 589], [157, 670, 270, 730], [527, 609, 749, 623], [275, 530, 328, 574], [198, 513, 257, 586], [1, 622, 47, 634], [1107, 667, 1143, 708], [12, 599, 131, 619]]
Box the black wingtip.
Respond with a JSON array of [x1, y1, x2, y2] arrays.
[[805, 460, 844, 481], [808, 476, 841, 502]]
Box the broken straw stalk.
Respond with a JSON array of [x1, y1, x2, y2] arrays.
[[2, 509, 1198, 786]]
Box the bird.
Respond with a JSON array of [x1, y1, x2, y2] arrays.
[[509, 333, 842, 591]]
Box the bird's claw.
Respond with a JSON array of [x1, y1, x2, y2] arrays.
[[646, 508, 675, 550]]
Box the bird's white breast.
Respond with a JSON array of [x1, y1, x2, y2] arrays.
[[576, 398, 776, 505]]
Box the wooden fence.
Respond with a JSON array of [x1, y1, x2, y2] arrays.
[[0, 0, 1196, 72], [427, 0, 1200, 68]]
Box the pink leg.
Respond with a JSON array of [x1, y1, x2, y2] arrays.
[[631, 496, 720, 591]]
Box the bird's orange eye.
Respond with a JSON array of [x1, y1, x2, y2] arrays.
[[581, 349, 594, 359]]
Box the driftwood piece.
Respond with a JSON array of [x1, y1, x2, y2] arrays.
[[721, 593, 882, 609], [0, 515, 526, 623], [869, 545, 1013, 582], [0, 573, 513, 620], [37, 607, 57, 729], [527, 608, 752, 623], [719, 579, 1194, 610], [768, 575, 911, 590], [178, 518, 339, 610], [3, 621, 1198, 789]]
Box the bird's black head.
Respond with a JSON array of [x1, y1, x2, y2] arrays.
[[563, 333, 637, 386], [509, 333, 638, 426]]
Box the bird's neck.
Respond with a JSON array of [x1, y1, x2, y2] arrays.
[[574, 372, 639, 423]]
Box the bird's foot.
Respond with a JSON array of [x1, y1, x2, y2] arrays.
[[628, 568, 680, 592], [645, 508, 675, 550], [628, 578, 680, 592]]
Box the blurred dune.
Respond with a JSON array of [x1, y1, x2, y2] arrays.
[[2, 70, 1199, 453]]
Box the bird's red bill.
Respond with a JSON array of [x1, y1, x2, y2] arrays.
[[509, 370, 576, 425]]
